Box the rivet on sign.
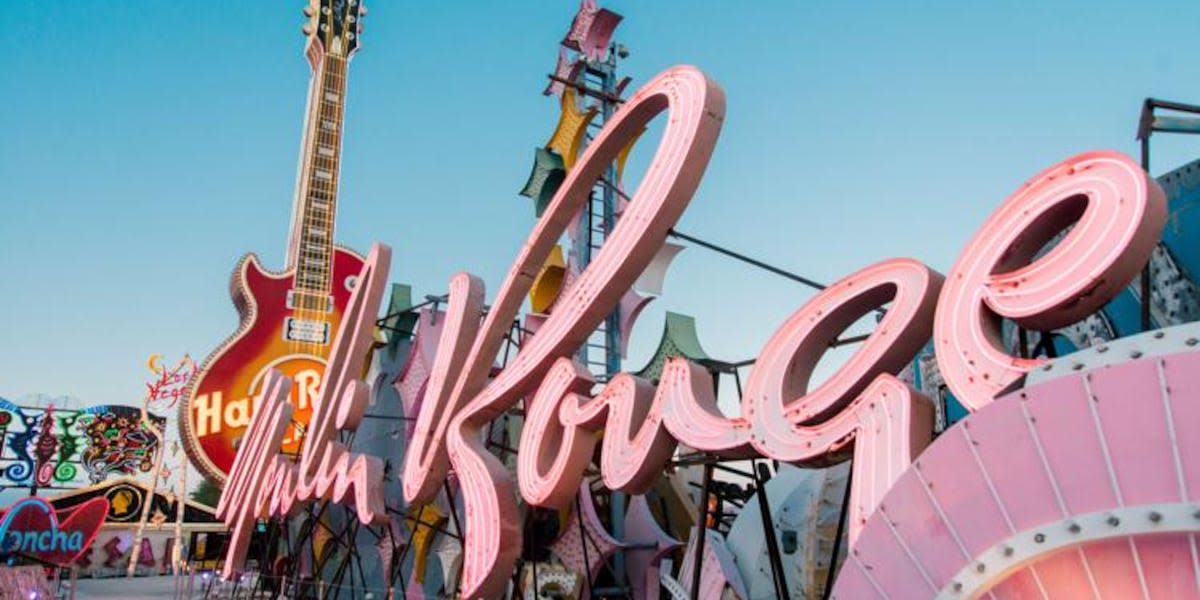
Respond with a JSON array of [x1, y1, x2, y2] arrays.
[[1149, 511, 1163, 523], [953, 582, 963, 592], [1072, 363, 1084, 371], [1042, 364, 1053, 371], [1034, 533, 1045, 543], [1154, 331, 1165, 339], [1067, 522, 1081, 534], [1187, 338, 1199, 346], [976, 563, 985, 573], [1107, 515, 1120, 527], [1096, 345, 1109, 353], [1131, 350, 1143, 359], [1192, 510, 1200, 520], [1002, 545, 1014, 557]]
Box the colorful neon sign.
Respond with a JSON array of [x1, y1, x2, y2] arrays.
[[219, 64, 1177, 598], [0, 497, 108, 565], [145, 354, 196, 408]]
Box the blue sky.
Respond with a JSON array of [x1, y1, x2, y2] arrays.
[[3, 0, 1200, 411]]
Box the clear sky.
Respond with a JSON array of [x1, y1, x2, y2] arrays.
[[3, 0, 1200, 411]]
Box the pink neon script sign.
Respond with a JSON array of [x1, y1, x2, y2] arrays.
[[934, 151, 1166, 410], [216, 60, 1168, 596], [400, 65, 725, 598], [217, 244, 392, 579]]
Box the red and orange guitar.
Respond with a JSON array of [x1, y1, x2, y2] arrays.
[[182, 0, 367, 482]]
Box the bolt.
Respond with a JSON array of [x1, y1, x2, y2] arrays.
[[1003, 545, 1014, 557], [1154, 331, 1165, 339], [1067, 522, 1081, 534], [1097, 345, 1109, 353], [1187, 338, 1198, 346], [1072, 363, 1085, 371], [976, 563, 986, 573], [1107, 515, 1120, 527], [1131, 350, 1144, 359], [1034, 533, 1045, 543], [1149, 511, 1163, 523], [953, 582, 963, 592]]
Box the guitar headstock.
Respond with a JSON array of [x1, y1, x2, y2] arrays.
[[302, 0, 366, 59]]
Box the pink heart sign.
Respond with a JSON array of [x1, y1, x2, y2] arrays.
[[0, 497, 109, 566]]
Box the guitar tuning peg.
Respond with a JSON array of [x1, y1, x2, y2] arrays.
[[357, 23, 364, 33], [303, 6, 314, 17], [360, 6, 368, 16], [301, 23, 314, 36]]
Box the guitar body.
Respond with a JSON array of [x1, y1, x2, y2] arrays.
[[181, 0, 368, 483], [180, 247, 364, 481]]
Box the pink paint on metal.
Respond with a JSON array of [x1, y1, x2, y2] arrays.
[[618, 289, 654, 358], [522, 312, 548, 343], [561, 1, 598, 52], [518, 356, 686, 507], [398, 66, 724, 598], [544, 48, 584, 98], [559, 1, 622, 62], [934, 150, 1166, 411], [622, 495, 682, 600], [662, 258, 941, 542], [549, 483, 625, 600], [401, 271, 486, 506], [634, 241, 685, 297], [518, 359, 599, 507], [217, 371, 294, 578], [217, 244, 392, 578], [831, 349, 1200, 598], [676, 527, 749, 600], [579, 9, 622, 62], [394, 309, 447, 440]]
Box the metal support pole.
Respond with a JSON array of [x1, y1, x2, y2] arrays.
[[669, 229, 827, 291], [128, 406, 167, 577], [1141, 133, 1153, 332], [689, 462, 714, 600], [752, 459, 790, 600]]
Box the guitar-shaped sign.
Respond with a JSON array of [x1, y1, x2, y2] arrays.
[[181, 0, 367, 483]]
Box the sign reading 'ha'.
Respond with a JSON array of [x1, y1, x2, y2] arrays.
[[220, 63, 1190, 599]]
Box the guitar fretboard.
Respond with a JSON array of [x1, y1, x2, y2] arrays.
[[289, 49, 348, 302]]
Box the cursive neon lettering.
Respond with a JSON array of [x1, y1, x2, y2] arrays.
[[217, 244, 392, 578], [934, 150, 1166, 411], [412, 65, 726, 598], [216, 64, 1169, 597]]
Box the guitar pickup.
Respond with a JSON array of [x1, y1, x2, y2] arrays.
[[284, 317, 330, 344], [287, 290, 334, 313]]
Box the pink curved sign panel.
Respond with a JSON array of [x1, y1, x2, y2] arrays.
[[217, 62, 1198, 598]]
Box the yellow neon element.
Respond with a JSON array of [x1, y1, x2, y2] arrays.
[[408, 503, 445, 584], [529, 245, 567, 314], [545, 88, 597, 171], [146, 353, 164, 375]]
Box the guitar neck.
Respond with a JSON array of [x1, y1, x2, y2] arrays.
[[287, 47, 349, 295]]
